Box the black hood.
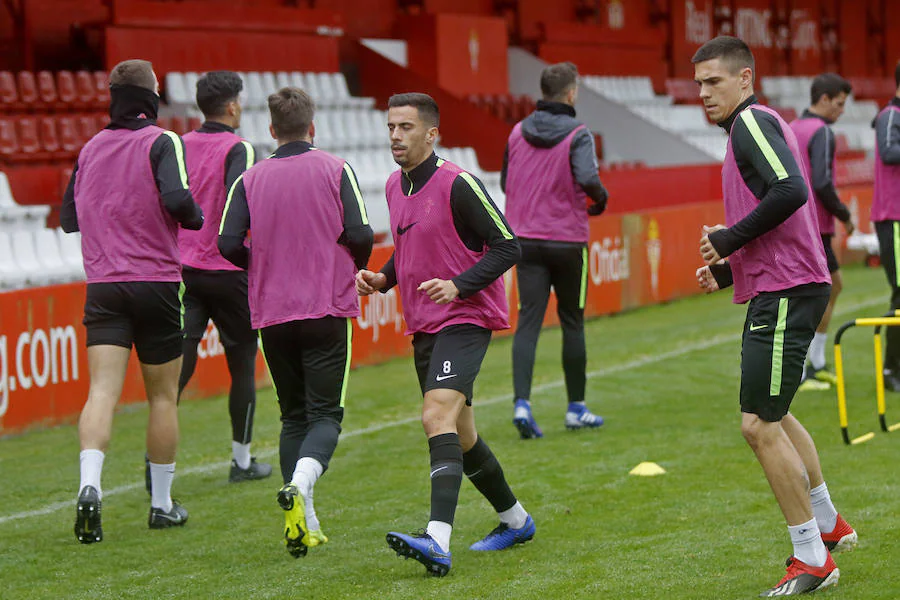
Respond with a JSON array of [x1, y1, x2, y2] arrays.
[[107, 84, 159, 130], [519, 100, 582, 148]]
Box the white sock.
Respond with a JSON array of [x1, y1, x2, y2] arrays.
[[79, 449, 105, 499], [291, 457, 324, 498], [232, 441, 251, 470], [304, 487, 320, 531], [498, 501, 528, 530], [809, 332, 827, 370], [149, 462, 175, 512], [426, 520, 452, 552], [810, 482, 839, 534], [788, 518, 827, 567]]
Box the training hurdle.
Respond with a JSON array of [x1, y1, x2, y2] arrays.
[[833, 311, 900, 445]]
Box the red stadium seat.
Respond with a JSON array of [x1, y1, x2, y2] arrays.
[[16, 71, 39, 107], [57, 116, 80, 154], [16, 117, 42, 154], [76, 114, 98, 141], [74, 71, 96, 107], [39, 116, 60, 153], [665, 78, 700, 104], [187, 116, 202, 132], [0, 71, 19, 111], [36, 71, 58, 106], [93, 71, 110, 106], [170, 116, 187, 135], [0, 118, 19, 155], [56, 71, 78, 107]]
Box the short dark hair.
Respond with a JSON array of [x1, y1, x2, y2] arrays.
[[387, 92, 440, 128], [895, 62, 900, 88], [196, 71, 243, 117], [691, 36, 755, 75], [540, 62, 578, 100], [810, 73, 852, 105], [268, 87, 315, 140], [109, 59, 156, 92]]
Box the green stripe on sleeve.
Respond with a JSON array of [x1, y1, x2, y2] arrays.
[[739, 110, 789, 181], [458, 172, 513, 240], [769, 298, 789, 396], [343, 163, 369, 226], [220, 174, 244, 235], [241, 141, 255, 170], [162, 130, 189, 189]]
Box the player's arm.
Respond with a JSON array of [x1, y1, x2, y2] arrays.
[[875, 108, 900, 165], [807, 127, 851, 223], [449, 172, 521, 299], [570, 127, 608, 215], [217, 175, 250, 269], [339, 162, 374, 270], [707, 108, 807, 258], [60, 159, 79, 233], [224, 140, 255, 190], [356, 252, 396, 295], [151, 131, 204, 230]]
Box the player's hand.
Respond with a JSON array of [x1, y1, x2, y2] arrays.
[[417, 278, 459, 305], [356, 270, 387, 296], [696, 265, 720, 294], [700, 224, 726, 265], [844, 219, 856, 236]]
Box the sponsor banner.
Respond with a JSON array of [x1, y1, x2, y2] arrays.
[[0, 186, 874, 435]]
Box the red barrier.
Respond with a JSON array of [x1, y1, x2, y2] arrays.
[[0, 185, 875, 436]]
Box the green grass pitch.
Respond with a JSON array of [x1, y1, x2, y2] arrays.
[[1, 264, 898, 599]]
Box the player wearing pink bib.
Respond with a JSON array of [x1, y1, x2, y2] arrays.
[[692, 37, 855, 596], [357, 93, 534, 577]]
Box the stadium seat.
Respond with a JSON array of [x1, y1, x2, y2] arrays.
[[165, 72, 190, 105], [16, 71, 39, 107], [245, 72, 266, 108], [74, 71, 96, 108], [16, 117, 43, 155], [56, 71, 77, 107], [187, 116, 202, 132], [36, 71, 58, 107], [0, 71, 19, 111], [261, 72, 278, 98], [275, 71, 292, 91], [33, 227, 75, 282], [76, 113, 100, 142], [39, 116, 61, 154], [0, 170, 51, 224], [0, 231, 27, 288], [56, 227, 85, 279], [93, 71, 110, 106], [57, 116, 80, 155], [170, 116, 187, 135], [11, 230, 52, 286], [0, 118, 19, 156]]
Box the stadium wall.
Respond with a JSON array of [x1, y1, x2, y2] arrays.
[[0, 186, 875, 437]]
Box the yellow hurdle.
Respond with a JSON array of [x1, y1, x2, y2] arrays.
[[833, 311, 900, 445]]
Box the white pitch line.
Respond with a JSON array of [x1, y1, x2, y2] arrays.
[[0, 296, 883, 526]]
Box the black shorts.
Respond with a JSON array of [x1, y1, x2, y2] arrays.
[[182, 268, 256, 347], [412, 324, 492, 405], [83, 281, 184, 365], [821, 234, 839, 274], [740, 290, 830, 422]]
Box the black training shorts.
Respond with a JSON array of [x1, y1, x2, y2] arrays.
[[181, 268, 256, 347], [413, 324, 492, 405], [740, 288, 830, 422], [83, 281, 184, 365]]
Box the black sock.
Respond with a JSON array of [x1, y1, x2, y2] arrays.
[[463, 436, 517, 513], [177, 338, 200, 404], [428, 433, 463, 525]]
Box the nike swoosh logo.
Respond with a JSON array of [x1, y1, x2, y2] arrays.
[[154, 512, 184, 523], [430, 466, 449, 477], [749, 324, 768, 331], [435, 374, 457, 381], [396, 222, 417, 236]]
